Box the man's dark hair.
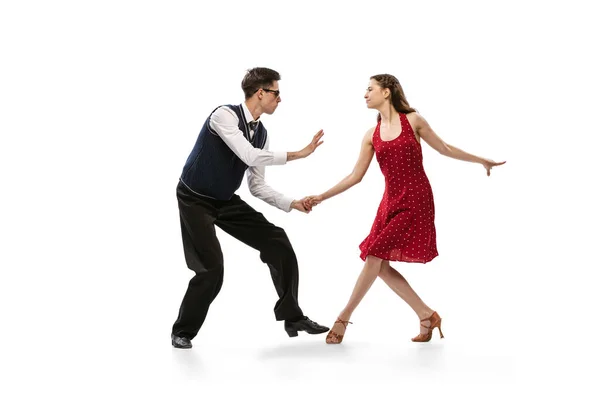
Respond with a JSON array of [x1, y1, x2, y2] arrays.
[[241, 67, 281, 99]]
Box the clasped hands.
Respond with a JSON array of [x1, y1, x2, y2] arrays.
[[290, 195, 324, 214]]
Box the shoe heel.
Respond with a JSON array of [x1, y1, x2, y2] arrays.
[[412, 311, 443, 342], [286, 330, 298, 337]]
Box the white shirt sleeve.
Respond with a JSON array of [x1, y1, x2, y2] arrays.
[[209, 106, 287, 167], [247, 135, 294, 212]]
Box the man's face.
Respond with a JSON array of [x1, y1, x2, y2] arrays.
[[260, 81, 281, 115]]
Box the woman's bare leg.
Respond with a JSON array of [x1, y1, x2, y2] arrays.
[[329, 255, 384, 337], [378, 261, 435, 334]]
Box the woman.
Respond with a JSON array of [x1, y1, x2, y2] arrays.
[[304, 74, 505, 344]]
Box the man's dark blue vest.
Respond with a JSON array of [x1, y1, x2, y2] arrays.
[[180, 104, 268, 200]]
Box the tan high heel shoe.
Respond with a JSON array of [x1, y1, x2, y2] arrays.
[[411, 311, 444, 342], [325, 319, 353, 344]]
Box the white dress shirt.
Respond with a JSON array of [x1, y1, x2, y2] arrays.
[[209, 103, 294, 212]]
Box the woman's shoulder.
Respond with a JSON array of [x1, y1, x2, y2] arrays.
[[364, 125, 377, 141], [405, 111, 423, 120], [405, 111, 427, 128]]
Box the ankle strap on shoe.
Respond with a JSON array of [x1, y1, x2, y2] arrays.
[[335, 319, 353, 327]]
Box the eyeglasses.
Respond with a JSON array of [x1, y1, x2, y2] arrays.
[[261, 88, 280, 98]]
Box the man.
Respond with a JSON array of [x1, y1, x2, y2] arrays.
[[171, 67, 329, 349]]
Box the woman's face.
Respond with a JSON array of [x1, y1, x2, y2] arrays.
[[364, 79, 388, 109]]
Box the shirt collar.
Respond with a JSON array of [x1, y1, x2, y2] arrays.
[[241, 102, 259, 125]]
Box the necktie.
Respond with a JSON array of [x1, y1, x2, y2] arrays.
[[248, 120, 258, 131]]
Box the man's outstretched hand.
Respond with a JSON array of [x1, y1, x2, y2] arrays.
[[300, 130, 324, 158]]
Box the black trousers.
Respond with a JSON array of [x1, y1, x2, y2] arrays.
[[172, 181, 304, 339]]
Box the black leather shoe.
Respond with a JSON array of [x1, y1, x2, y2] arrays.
[[171, 334, 192, 349], [284, 316, 329, 337]]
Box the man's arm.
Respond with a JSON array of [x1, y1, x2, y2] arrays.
[[247, 165, 294, 212], [210, 107, 287, 167], [247, 136, 314, 213], [246, 136, 296, 212], [210, 107, 324, 166]]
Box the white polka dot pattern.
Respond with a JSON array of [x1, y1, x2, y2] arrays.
[[359, 113, 438, 264]]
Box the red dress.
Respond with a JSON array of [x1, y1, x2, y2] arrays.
[[359, 113, 438, 263]]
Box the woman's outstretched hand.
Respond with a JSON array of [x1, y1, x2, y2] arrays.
[[482, 159, 506, 176]]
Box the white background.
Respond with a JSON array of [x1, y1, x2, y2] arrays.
[[1, 0, 598, 398]]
